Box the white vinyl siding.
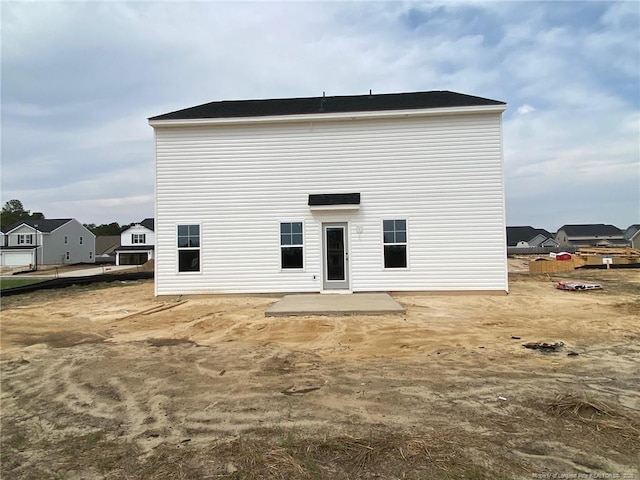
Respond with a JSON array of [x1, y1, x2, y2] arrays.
[[120, 225, 155, 247], [154, 111, 507, 294]]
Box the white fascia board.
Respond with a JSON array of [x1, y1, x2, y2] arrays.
[[5, 223, 37, 235], [148, 104, 506, 128], [309, 204, 361, 212]]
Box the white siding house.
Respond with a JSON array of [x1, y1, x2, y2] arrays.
[[149, 91, 508, 295], [115, 218, 155, 265]]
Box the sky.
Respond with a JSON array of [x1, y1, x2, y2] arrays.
[[1, 0, 639, 232]]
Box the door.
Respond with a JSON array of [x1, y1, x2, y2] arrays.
[[322, 223, 349, 290], [120, 253, 148, 265], [2, 251, 33, 267]]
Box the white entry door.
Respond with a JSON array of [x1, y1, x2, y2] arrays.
[[322, 223, 349, 290]]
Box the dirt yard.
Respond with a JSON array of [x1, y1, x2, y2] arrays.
[[1, 264, 639, 479]]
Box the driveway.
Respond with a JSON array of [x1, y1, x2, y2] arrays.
[[1, 265, 140, 279]]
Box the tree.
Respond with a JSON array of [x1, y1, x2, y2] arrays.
[[85, 222, 122, 236], [1, 199, 31, 228]]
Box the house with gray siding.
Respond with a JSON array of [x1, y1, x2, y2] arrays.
[[506, 226, 558, 248], [1, 218, 95, 268], [624, 224, 640, 249], [555, 224, 628, 248], [149, 90, 508, 295]]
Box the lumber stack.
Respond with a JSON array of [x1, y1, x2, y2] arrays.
[[528, 257, 585, 274], [577, 247, 640, 256], [528, 247, 640, 273], [577, 247, 640, 267]]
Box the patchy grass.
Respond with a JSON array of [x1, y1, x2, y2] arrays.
[[545, 392, 640, 444], [0, 278, 45, 291], [0, 424, 518, 480], [1, 279, 148, 307], [546, 392, 618, 419]]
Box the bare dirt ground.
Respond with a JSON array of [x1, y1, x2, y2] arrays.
[[1, 262, 639, 479]]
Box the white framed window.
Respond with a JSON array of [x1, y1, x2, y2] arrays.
[[132, 233, 146, 244], [89, 251, 93, 260], [80, 236, 83, 245], [383, 219, 407, 268], [280, 222, 304, 269], [18, 234, 33, 245], [65, 251, 70, 261], [64, 235, 68, 244], [177, 225, 200, 272]]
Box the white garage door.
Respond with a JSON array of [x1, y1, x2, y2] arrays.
[[2, 251, 33, 267]]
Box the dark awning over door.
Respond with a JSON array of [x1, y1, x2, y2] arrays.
[[308, 193, 360, 206]]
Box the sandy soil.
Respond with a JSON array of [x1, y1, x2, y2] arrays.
[[1, 264, 639, 479]]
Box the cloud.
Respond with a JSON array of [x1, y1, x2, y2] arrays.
[[516, 104, 536, 115]]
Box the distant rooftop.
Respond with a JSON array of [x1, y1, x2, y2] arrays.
[[1, 218, 72, 234], [149, 90, 505, 121], [140, 218, 154, 231], [506, 226, 553, 246], [558, 224, 623, 237]]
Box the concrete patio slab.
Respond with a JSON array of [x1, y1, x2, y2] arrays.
[[265, 293, 405, 317]]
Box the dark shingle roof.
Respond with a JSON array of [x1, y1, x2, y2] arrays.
[[2, 218, 72, 234], [95, 235, 121, 255], [149, 91, 505, 121], [558, 224, 623, 237], [506, 226, 553, 246], [624, 224, 640, 239], [140, 218, 154, 231]]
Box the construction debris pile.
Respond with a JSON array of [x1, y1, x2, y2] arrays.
[[528, 247, 640, 274]]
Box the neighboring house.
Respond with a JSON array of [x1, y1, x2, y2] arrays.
[[623, 224, 640, 249], [95, 235, 121, 263], [555, 224, 628, 248], [148, 90, 508, 295], [1, 218, 95, 268], [506, 226, 559, 248], [114, 218, 155, 265]]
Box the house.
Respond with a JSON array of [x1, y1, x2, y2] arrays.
[[1, 218, 95, 268], [506, 226, 558, 248], [555, 224, 628, 248], [148, 90, 508, 295], [624, 224, 640, 249], [114, 218, 155, 265], [94, 235, 121, 263]]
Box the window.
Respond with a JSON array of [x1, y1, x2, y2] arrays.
[[80, 236, 83, 245], [383, 220, 407, 268], [64, 236, 68, 244], [132, 233, 146, 244], [18, 234, 33, 245], [89, 251, 93, 260], [65, 251, 70, 261], [177, 225, 200, 272], [280, 222, 303, 269]]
